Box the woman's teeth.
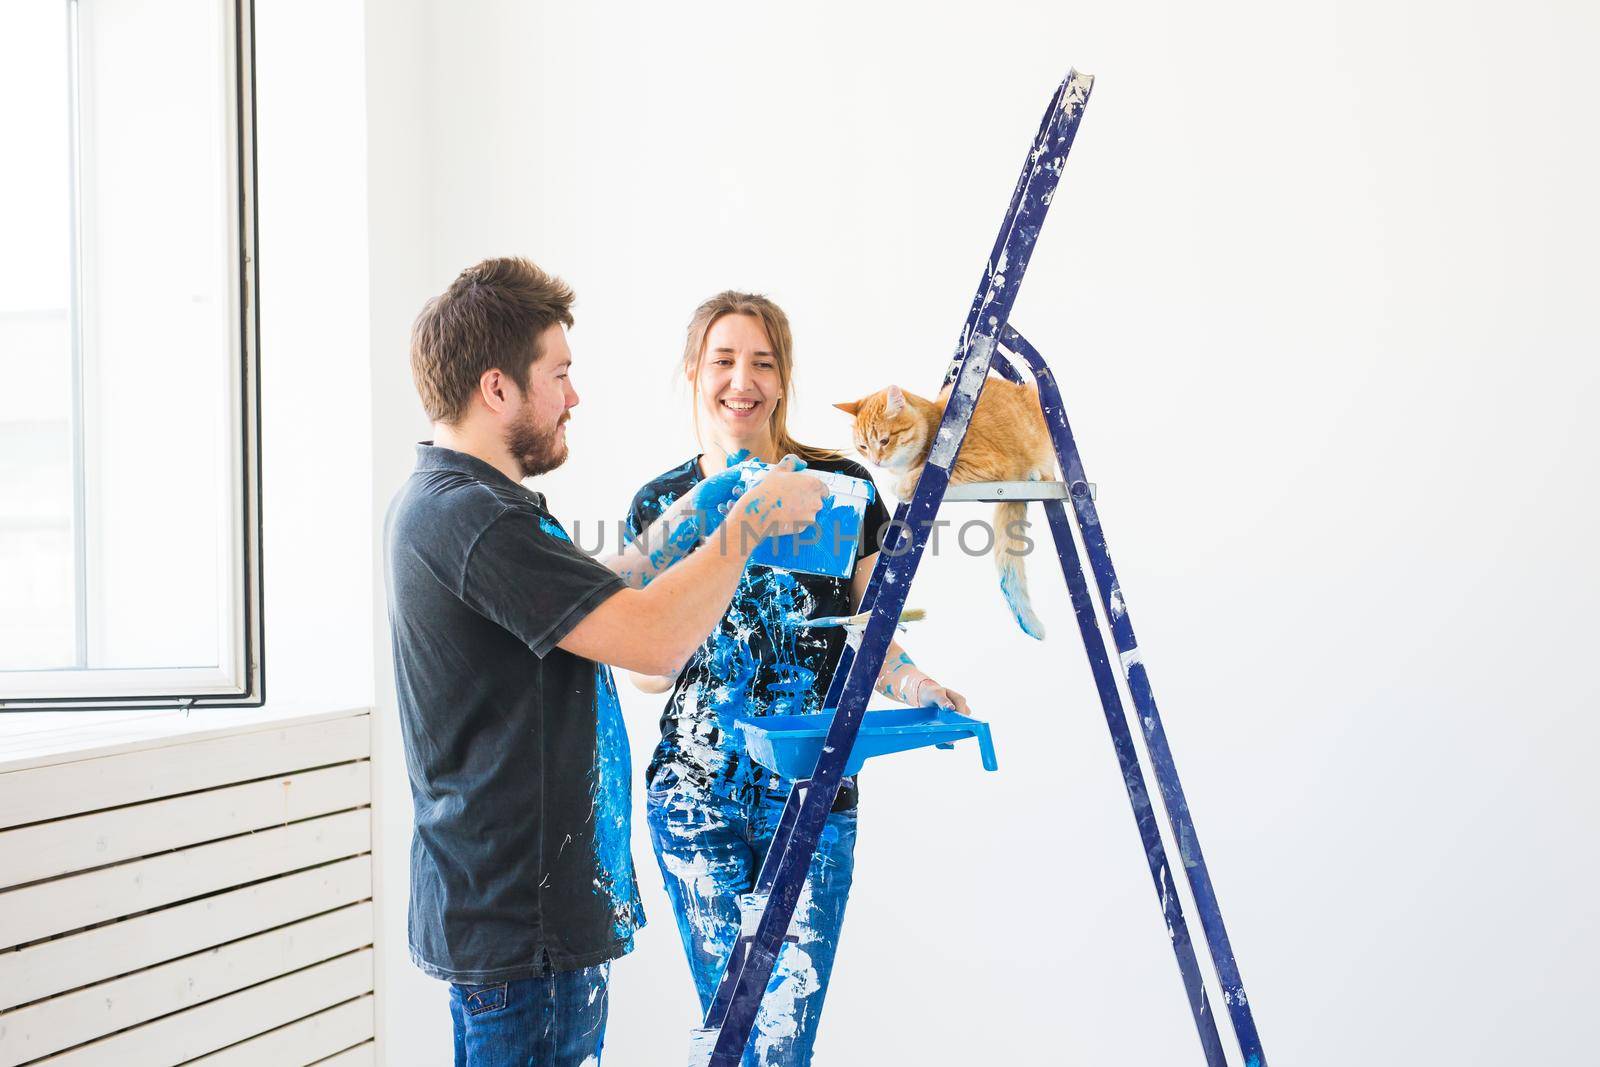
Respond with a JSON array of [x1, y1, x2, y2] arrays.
[[721, 399, 758, 412]]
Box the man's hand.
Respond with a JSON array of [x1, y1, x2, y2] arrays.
[[726, 456, 826, 542], [569, 456, 825, 676], [608, 454, 824, 592], [626, 668, 679, 694]]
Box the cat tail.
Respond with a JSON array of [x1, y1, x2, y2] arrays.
[[994, 500, 1045, 640]]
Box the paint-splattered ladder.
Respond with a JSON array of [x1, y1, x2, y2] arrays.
[[691, 68, 1267, 1067]]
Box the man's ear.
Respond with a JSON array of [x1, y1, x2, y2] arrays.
[[833, 398, 862, 416], [479, 368, 513, 413]]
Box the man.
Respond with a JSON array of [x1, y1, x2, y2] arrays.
[[385, 256, 824, 1066]]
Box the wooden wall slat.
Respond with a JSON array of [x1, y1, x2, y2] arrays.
[[0, 855, 371, 1011], [311, 1041, 376, 1066], [0, 762, 371, 890], [0, 810, 370, 949], [188, 995, 375, 1066], [0, 711, 375, 1067], [0, 716, 370, 830], [33, 948, 374, 1066], [0, 904, 373, 1066]]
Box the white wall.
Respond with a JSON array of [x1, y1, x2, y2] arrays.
[[362, 2, 1600, 1064], [255, 0, 373, 712], [361, 1, 440, 1060]]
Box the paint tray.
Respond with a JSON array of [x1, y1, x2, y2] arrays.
[[735, 706, 999, 780], [739, 462, 874, 580]]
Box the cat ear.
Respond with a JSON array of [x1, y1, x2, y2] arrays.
[[833, 399, 862, 416], [885, 385, 906, 415]]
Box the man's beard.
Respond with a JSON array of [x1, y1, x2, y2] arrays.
[[507, 408, 569, 479]]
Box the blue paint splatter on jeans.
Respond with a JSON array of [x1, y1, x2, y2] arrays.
[[449, 965, 611, 1063], [646, 784, 857, 1067]]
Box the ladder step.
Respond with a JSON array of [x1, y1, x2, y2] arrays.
[[939, 480, 1079, 502]]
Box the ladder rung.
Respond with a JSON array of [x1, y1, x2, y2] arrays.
[[939, 480, 1072, 502]]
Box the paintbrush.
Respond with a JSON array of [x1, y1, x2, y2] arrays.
[[800, 608, 926, 633]]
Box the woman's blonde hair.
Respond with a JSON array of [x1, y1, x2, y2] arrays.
[[682, 291, 840, 465]]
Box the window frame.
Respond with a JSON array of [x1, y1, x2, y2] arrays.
[[0, 0, 264, 711]]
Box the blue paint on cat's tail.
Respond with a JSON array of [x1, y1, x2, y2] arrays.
[[995, 500, 1045, 640]]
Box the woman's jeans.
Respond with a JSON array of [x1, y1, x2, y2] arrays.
[[647, 781, 857, 1067], [449, 963, 609, 1066]]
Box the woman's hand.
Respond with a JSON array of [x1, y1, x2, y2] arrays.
[[686, 462, 750, 533], [910, 679, 972, 716], [875, 646, 972, 716]]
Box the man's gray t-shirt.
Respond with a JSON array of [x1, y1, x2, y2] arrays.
[[384, 444, 643, 982]]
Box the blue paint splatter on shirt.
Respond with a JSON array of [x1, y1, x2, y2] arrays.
[[539, 516, 573, 543], [590, 666, 641, 939]]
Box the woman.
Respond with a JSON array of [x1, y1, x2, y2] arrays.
[[623, 292, 970, 1065]]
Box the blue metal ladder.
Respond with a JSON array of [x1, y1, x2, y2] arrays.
[[691, 68, 1267, 1067]]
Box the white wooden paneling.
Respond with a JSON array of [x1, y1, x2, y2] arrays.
[[0, 708, 374, 1067], [0, 904, 373, 1065], [312, 1041, 376, 1066], [33, 948, 374, 1066], [0, 855, 371, 1010], [0, 715, 369, 829], [188, 995, 375, 1066], [0, 809, 370, 949], [0, 762, 371, 890]]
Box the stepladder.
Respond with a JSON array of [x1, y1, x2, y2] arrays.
[[690, 67, 1268, 1067]]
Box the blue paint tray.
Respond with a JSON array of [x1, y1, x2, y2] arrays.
[[735, 706, 999, 780]]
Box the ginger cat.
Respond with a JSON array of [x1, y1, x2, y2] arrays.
[[835, 381, 1056, 639]]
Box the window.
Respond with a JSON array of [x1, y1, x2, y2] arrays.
[[0, 0, 262, 709]]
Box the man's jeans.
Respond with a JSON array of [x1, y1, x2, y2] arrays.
[[449, 963, 609, 1066], [647, 780, 857, 1067]]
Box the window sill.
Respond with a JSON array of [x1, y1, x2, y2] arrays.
[[0, 703, 371, 774]]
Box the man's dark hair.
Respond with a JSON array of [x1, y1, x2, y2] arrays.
[[410, 256, 575, 424]]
